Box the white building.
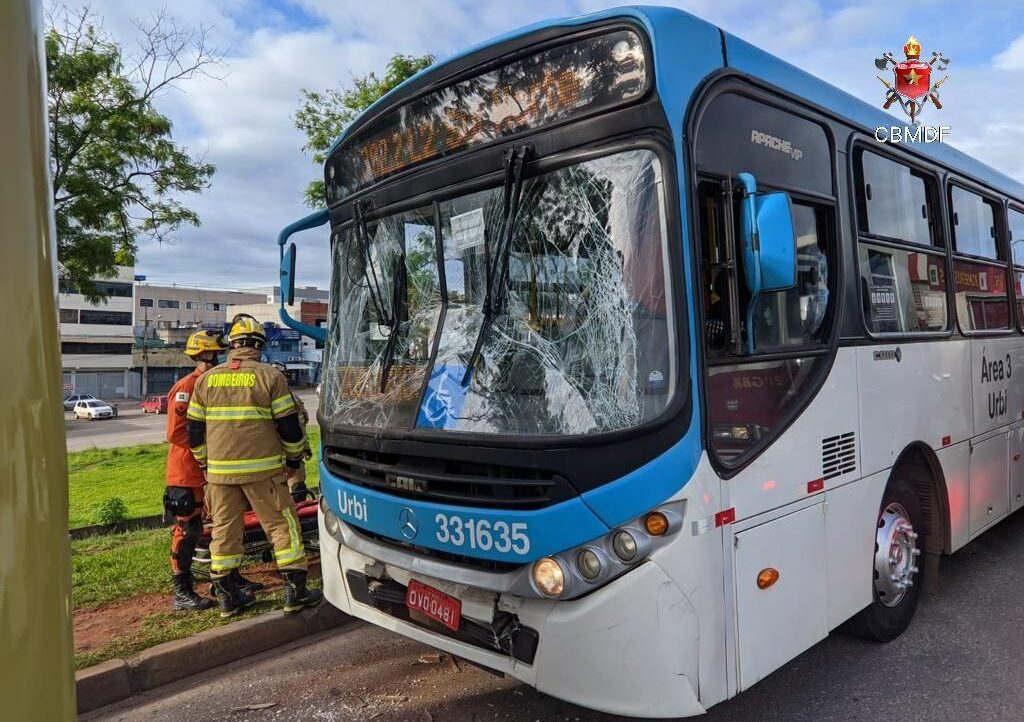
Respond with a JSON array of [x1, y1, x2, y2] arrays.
[[59, 266, 138, 398], [133, 282, 265, 331], [240, 284, 329, 305]]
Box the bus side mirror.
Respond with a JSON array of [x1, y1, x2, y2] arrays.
[[276, 208, 328, 343], [737, 172, 797, 353], [281, 242, 297, 306], [739, 175, 797, 294], [744, 192, 797, 292]]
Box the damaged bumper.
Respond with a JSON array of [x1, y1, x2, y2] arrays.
[[319, 511, 706, 719]]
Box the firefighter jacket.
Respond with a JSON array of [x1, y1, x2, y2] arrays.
[[185, 347, 306, 485], [165, 368, 205, 488]]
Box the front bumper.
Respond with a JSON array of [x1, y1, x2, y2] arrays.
[[319, 512, 705, 719]]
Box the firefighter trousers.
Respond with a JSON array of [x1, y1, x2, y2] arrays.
[[166, 486, 204, 576], [205, 474, 306, 576]]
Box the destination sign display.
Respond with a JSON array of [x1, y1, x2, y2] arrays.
[[325, 28, 649, 203]]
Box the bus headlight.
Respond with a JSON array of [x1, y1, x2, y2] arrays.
[[532, 557, 565, 597], [576, 548, 603, 580], [321, 499, 342, 537], [612, 530, 638, 562]]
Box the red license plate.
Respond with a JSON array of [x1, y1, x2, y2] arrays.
[[406, 579, 461, 632]]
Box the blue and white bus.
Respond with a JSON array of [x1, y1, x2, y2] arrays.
[[277, 6, 1024, 717]]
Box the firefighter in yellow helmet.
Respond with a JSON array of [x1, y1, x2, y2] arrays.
[[164, 330, 229, 611], [186, 314, 322, 616]]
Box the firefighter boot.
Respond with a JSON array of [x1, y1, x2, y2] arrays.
[[212, 574, 256, 618], [230, 568, 265, 594], [171, 573, 215, 611], [281, 570, 323, 614]]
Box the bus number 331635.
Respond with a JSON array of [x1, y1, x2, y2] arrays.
[[434, 513, 530, 555]]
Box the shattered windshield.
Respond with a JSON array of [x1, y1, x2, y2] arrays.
[[322, 149, 675, 436]]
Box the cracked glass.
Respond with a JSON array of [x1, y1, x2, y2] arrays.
[[322, 206, 441, 429], [322, 149, 674, 435]]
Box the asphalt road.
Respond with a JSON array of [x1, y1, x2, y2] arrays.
[[85, 507, 1024, 722], [65, 389, 319, 452]]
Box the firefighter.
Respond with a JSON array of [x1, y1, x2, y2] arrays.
[[187, 315, 323, 617], [163, 330, 224, 611], [270, 361, 312, 502]]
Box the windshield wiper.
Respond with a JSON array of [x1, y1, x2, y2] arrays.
[[379, 254, 407, 392], [461, 144, 532, 386], [353, 199, 392, 330]]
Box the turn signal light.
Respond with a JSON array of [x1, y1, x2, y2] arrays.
[[644, 511, 669, 536], [757, 568, 780, 589]]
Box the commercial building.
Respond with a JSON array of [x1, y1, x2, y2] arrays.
[[240, 285, 329, 305], [59, 266, 139, 399], [134, 282, 265, 331], [132, 283, 266, 396]]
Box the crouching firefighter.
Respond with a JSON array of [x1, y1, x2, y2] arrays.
[[186, 315, 323, 617], [164, 330, 262, 610]]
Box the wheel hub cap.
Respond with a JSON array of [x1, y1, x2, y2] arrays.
[[873, 502, 920, 607]]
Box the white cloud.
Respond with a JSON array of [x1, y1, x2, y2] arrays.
[[64, 0, 1024, 291], [994, 34, 1024, 70]]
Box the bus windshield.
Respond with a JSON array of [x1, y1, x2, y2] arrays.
[[322, 148, 675, 436]]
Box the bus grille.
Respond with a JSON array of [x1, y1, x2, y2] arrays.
[[323, 446, 575, 510]]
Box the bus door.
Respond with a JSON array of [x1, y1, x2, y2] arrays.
[[690, 86, 840, 690]]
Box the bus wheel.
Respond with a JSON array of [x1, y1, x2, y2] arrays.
[[852, 479, 923, 642]]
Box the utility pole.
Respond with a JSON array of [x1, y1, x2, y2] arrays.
[[142, 308, 149, 398], [141, 309, 161, 397]]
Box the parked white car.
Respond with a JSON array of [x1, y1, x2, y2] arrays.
[[73, 399, 115, 420]]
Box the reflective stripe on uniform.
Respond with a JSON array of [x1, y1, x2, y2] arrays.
[[186, 401, 206, 421], [281, 438, 306, 455], [190, 443, 207, 460], [204, 405, 273, 421], [270, 394, 296, 416], [210, 553, 242, 572], [206, 454, 284, 475], [274, 507, 305, 567]]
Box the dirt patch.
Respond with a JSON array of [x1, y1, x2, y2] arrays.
[[74, 561, 321, 655], [74, 593, 168, 654]]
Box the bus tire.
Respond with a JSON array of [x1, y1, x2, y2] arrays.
[[850, 477, 923, 642]]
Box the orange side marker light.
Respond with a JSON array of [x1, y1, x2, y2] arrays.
[[757, 568, 780, 589]]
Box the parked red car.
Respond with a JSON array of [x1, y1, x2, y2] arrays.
[[140, 395, 168, 414]]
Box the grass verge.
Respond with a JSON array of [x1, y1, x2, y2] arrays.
[[74, 599, 280, 670], [71, 425, 324, 668], [68, 427, 321, 528], [72, 526, 319, 669], [72, 528, 171, 608]]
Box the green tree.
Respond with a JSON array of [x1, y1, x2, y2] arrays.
[[47, 6, 220, 301], [294, 53, 434, 208]]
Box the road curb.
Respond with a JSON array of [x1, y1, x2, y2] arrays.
[[69, 514, 165, 540], [76, 602, 350, 714]]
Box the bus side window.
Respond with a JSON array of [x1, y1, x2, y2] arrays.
[[1010, 208, 1024, 328], [855, 149, 948, 335], [697, 179, 836, 467], [949, 186, 1009, 333]]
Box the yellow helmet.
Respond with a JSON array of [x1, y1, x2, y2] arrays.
[[184, 330, 228, 357], [227, 313, 268, 346]]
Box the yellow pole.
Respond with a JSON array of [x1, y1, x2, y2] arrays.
[[0, 0, 77, 717]]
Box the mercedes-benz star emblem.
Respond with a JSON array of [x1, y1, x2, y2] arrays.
[[398, 507, 418, 539]]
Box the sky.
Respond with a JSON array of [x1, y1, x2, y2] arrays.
[[71, 0, 1024, 291]]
